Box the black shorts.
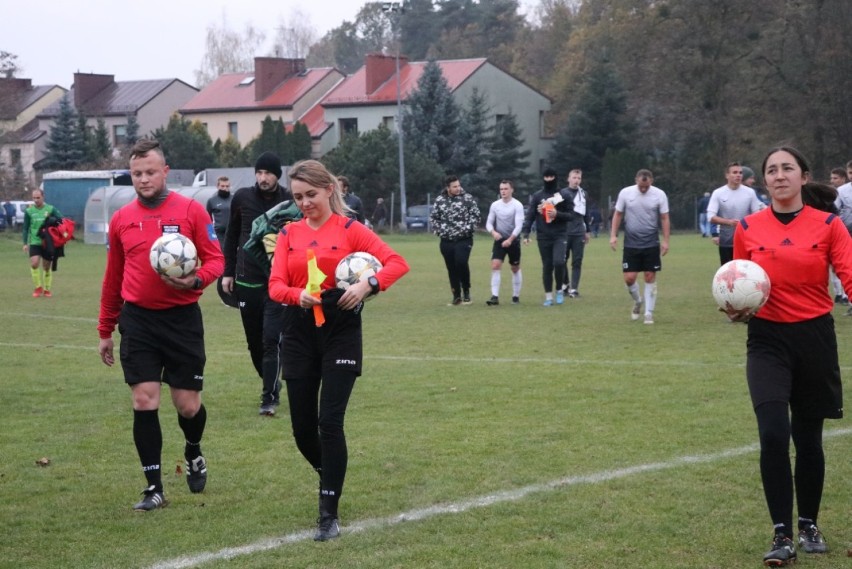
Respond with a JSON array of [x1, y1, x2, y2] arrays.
[[491, 238, 521, 265], [118, 302, 206, 390], [622, 246, 662, 273], [280, 289, 363, 378], [27, 244, 51, 260], [746, 314, 843, 419]]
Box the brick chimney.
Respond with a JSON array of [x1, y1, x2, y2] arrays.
[[0, 77, 33, 94], [254, 57, 306, 101], [73, 73, 115, 108], [0, 78, 33, 119], [365, 53, 407, 94]]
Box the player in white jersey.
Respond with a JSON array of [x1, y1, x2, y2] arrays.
[[707, 162, 764, 265], [485, 180, 525, 305], [610, 169, 670, 324], [831, 163, 852, 310]]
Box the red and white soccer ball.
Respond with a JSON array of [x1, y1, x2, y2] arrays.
[[335, 252, 382, 296], [149, 233, 198, 278], [711, 259, 771, 312]]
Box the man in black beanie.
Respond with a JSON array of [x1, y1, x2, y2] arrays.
[[222, 151, 292, 415]]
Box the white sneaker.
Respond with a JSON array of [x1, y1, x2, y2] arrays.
[[631, 300, 642, 320], [644, 313, 654, 325]]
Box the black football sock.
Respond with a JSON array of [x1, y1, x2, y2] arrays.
[[133, 409, 163, 491], [178, 404, 207, 460]]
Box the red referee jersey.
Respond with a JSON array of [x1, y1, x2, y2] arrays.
[[268, 214, 409, 306], [98, 192, 224, 338], [734, 205, 852, 322]]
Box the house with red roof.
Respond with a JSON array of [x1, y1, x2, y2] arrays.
[[304, 53, 554, 174], [180, 57, 345, 147], [0, 78, 66, 190]]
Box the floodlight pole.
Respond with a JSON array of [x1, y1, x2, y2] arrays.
[[383, 2, 407, 232]]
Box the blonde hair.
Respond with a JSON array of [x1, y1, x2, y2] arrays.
[[289, 160, 350, 216]]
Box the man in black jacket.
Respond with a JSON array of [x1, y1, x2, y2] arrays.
[[521, 168, 573, 306], [222, 152, 292, 416]]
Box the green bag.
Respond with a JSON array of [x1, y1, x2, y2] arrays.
[[242, 200, 303, 276]]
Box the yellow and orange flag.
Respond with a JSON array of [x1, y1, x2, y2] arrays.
[[306, 248, 326, 327]]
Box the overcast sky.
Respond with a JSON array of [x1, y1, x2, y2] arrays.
[[4, 1, 538, 89], [1, 0, 365, 87]]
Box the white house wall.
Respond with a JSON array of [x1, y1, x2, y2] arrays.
[[318, 62, 553, 176], [190, 109, 296, 146], [452, 62, 553, 174]]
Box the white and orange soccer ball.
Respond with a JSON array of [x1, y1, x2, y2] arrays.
[[149, 233, 198, 278], [711, 259, 771, 312]]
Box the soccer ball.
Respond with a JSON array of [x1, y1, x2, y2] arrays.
[[149, 233, 198, 278], [335, 252, 383, 294], [711, 259, 771, 312]]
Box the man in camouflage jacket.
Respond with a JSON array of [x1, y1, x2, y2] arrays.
[[430, 175, 481, 305]]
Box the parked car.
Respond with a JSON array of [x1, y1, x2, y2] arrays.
[[11, 201, 34, 227], [405, 204, 433, 231]]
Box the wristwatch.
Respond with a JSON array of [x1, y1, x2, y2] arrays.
[[367, 275, 380, 296], [192, 276, 203, 290]]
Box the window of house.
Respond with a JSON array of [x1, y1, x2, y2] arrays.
[[339, 118, 358, 136], [495, 114, 506, 136], [114, 124, 128, 146], [228, 122, 239, 140], [382, 116, 396, 130], [10, 148, 21, 166], [539, 111, 546, 138]]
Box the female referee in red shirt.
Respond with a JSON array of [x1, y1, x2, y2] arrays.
[[268, 160, 409, 542], [729, 147, 852, 566]]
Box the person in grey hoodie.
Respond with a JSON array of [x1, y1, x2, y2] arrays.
[[559, 169, 592, 298]]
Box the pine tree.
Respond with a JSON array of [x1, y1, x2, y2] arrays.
[[246, 116, 289, 165], [488, 108, 532, 198], [217, 135, 244, 167], [152, 114, 218, 171], [403, 59, 461, 170], [548, 64, 634, 201], [124, 114, 140, 148], [44, 96, 84, 169], [289, 122, 313, 162], [76, 112, 96, 165], [92, 118, 112, 164], [454, 87, 494, 209]]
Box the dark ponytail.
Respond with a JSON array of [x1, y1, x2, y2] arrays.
[[802, 182, 838, 214]]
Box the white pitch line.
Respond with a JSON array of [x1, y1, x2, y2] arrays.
[[149, 427, 852, 569], [4, 341, 852, 370], [0, 341, 739, 368], [0, 311, 98, 323]]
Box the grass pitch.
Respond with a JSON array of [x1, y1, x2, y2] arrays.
[[1, 230, 851, 568]]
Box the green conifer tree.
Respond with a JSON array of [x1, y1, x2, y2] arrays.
[[289, 122, 313, 162], [92, 118, 112, 164], [403, 59, 461, 170], [124, 114, 140, 148], [152, 114, 218, 171], [44, 96, 84, 169], [489, 108, 532, 197]]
